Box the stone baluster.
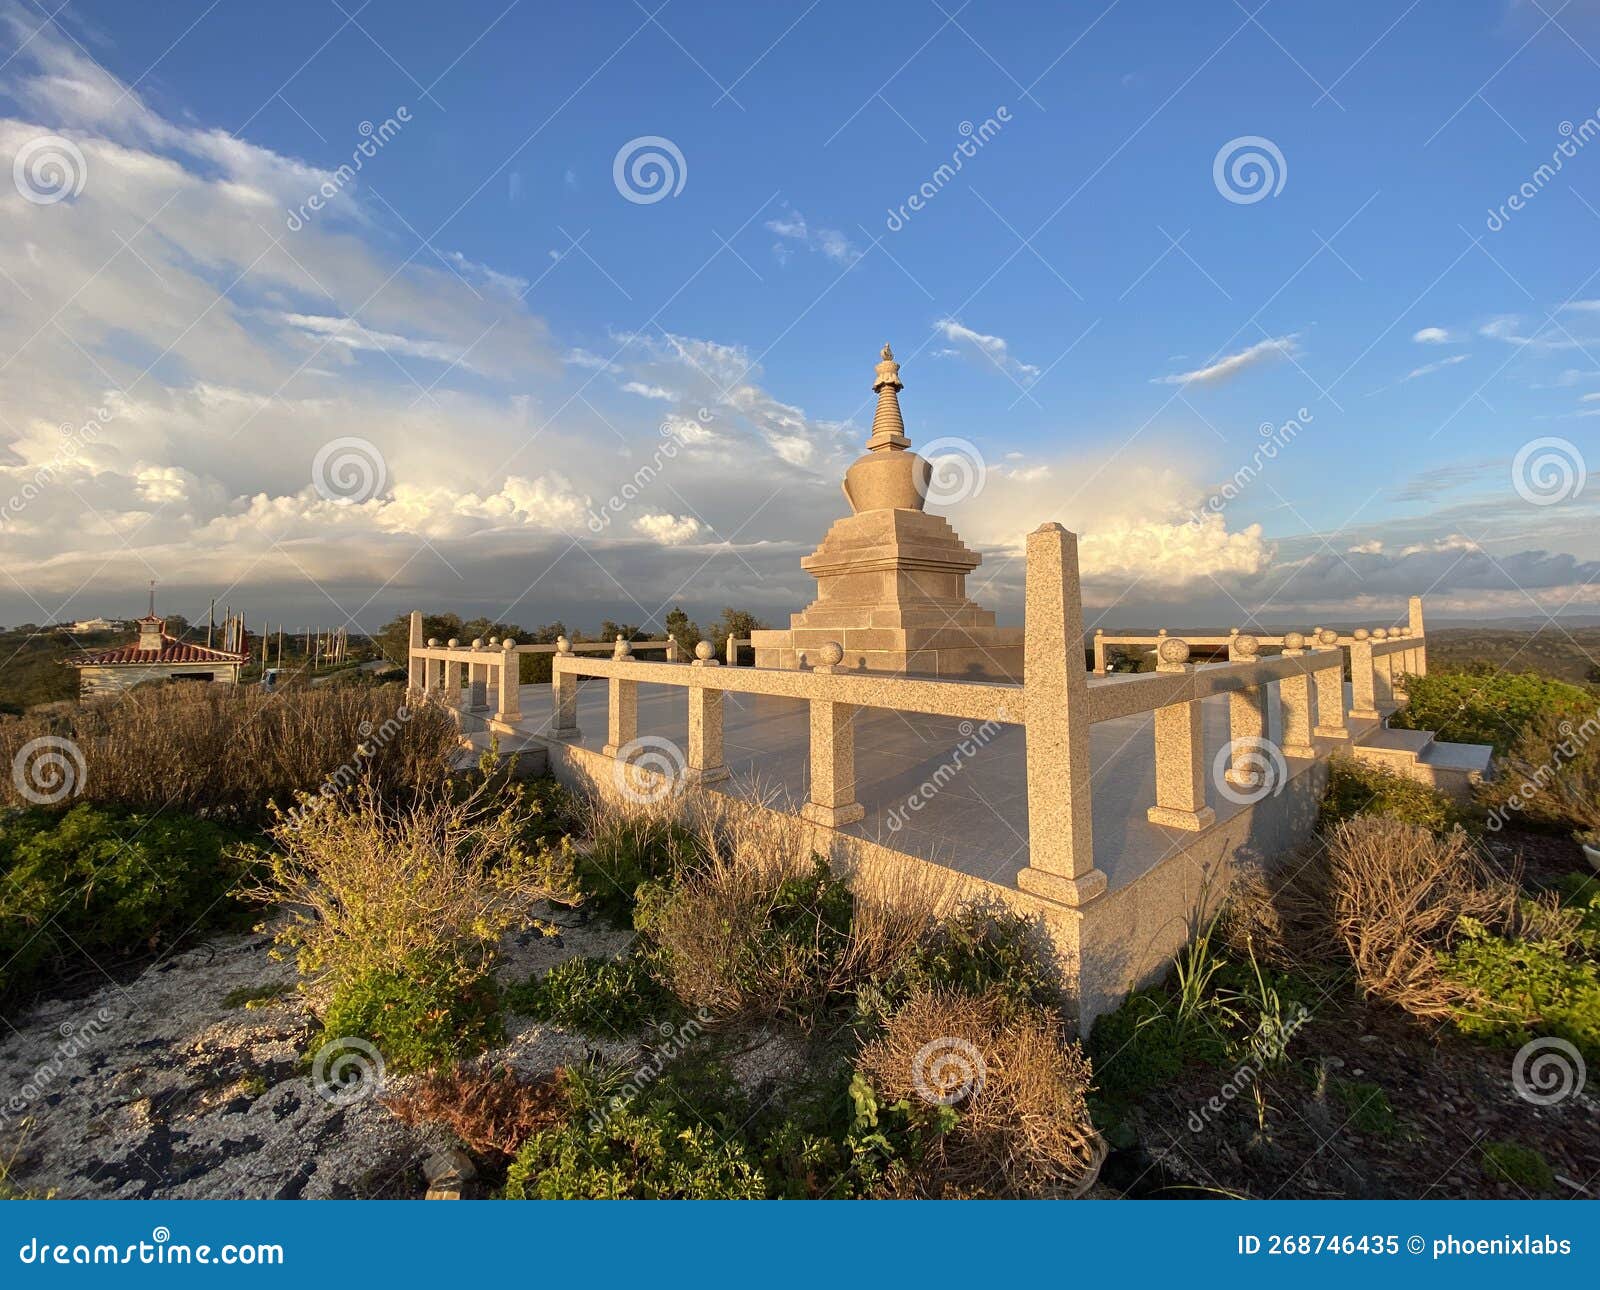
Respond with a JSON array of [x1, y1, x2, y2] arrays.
[[550, 636, 579, 739], [1348, 629, 1380, 722], [726, 633, 737, 667], [602, 668, 638, 760], [686, 641, 728, 784], [1016, 523, 1104, 907], [468, 639, 488, 711], [800, 643, 863, 827], [1092, 628, 1106, 675], [1146, 638, 1215, 832], [665, 638, 680, 663], [1312, 628, 1349, 739], [1223, 632, 1271, 789], [1371, 628, 1396, 710], [1277, 632, 1317, 759], [495, 637, 521, 724], [422, 637, 439, 694], [407, 611, 424, 693], [443, 640, 464, 721]]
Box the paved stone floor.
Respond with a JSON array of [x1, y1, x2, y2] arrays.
[[508, 673, 1370, 895]]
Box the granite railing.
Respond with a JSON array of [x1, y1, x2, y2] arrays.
[[406, 525, 1427, 910]]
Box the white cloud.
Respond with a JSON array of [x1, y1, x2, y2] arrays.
[[1412, 326, 1452, 344], [934, 318, 1040, 382], [1153, 335, 1300, 386], [764, 205, 862, 266], [1400, 353, 1469, 383], [632, 512, 702, 545], [621, 381, 678, 402]]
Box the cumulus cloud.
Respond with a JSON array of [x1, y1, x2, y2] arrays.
[[632, 512, 702, 545], [1153, 335, 1300, 386], [1412, 326, 1452, 343]]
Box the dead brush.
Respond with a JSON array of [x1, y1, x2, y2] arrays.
[[646, 792, 946, 1025], [1229, 816, 1529, 1018], [857, 987, 1103, 1198], [0, 682, 458, 822], [383, 1061, 568, 1161]]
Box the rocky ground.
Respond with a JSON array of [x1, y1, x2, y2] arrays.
[[0, 909, 634, 1199]]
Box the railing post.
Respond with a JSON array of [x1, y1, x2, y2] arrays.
[[602, 678, 638, 757], [1312, 628, 1349, 739], [1371, 628, 1396, 710], [550, 636, 579, 739], [1224, 632, 1270, 788], [665, 638, 680, 663], [1093, 628, 1106, 675], [422, 638, 439, 694], [495, 638, 521, 724], [1146, 639, 1215, 832], [443, 640, 464, 723], [686, 641, 728, 784], [725, 633, 736, 667], [800, 642, 863, 827], [468, 639, 488, 711], [1348, 629, 1380, 721], [1277, 632, 1317, 759], [1016, 523, 1104, 907], [407, 611, 424, 693], [1409, 596, 1427, 678]]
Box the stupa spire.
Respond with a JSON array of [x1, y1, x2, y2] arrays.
[[867, 343, 911, 452]]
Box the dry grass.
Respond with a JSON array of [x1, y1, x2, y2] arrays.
[[242, 777, 578, 989], [0, 683, 459, 822], [383, 1061, 567, 1161], [858, 987, 1103, 1198], [1229, 816, 1527, 1017], [646, 793, 947, 1025]]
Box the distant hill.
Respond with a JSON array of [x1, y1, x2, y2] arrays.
[[1422, 625, 1600, 685]]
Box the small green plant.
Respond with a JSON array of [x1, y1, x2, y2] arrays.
[[576, 807, 701, 917], [895, 899, 1059, 1015], [1318, 758, 1462, 834], [318, 948, 504, 1075], [1330, 1077, 1399, 1137], [505, 953, 680, 1035], [221, 982, 289, 1010], [1438, 922, 1600, 1062], [1480, 1140, 1555, 1192]]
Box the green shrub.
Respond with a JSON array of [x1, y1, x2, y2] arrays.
[[0, 803, 252, 1004], [1481, 1140, 1555, 1192], [318, 948, 503, 1075], [577, 808, 701, 917], [505, 953, 680, 1035], [503, 1094, 764, 1199], [1318, 758, 1462, 834], [894, 899, 1059, 1015], [1391, 669, 1593, 754], [1438, 923, 1600, 1062], [1478, 710, 1600, 835]]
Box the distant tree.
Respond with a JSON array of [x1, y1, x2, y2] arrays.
[[373, 612, 464, 669], [599, 620, 647, 643], [664, 607, 702, 657], [709, 608, 765, 644]]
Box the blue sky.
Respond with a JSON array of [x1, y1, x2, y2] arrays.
[[0, 0, 1596, 632]]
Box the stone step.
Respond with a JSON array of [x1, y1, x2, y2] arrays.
[[1349, 724, 1490, 803]]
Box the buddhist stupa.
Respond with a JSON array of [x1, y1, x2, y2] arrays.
[[751, 345, 1023, 680]]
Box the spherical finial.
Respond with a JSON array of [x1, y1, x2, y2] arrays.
[[501, 635, 516, 647], [426, 637, 439, 647], [471, 638, 483, 648], [818, 641, 844, 667], [1354, 628, 1370, 641], [613, 635, 631, 658], [446, 638, 459, 648], [1233, 633, 1260, 659], [1373, 627, 1388, 640], [1157, 637, 1191, 666], [556, 635, 571, 654], [488, 636, 499, 646], [881, 342, 893, 361], [1319, 628, 1339, 646], [694, 640, 714, 661], [1283, 631, 1305, 651]]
